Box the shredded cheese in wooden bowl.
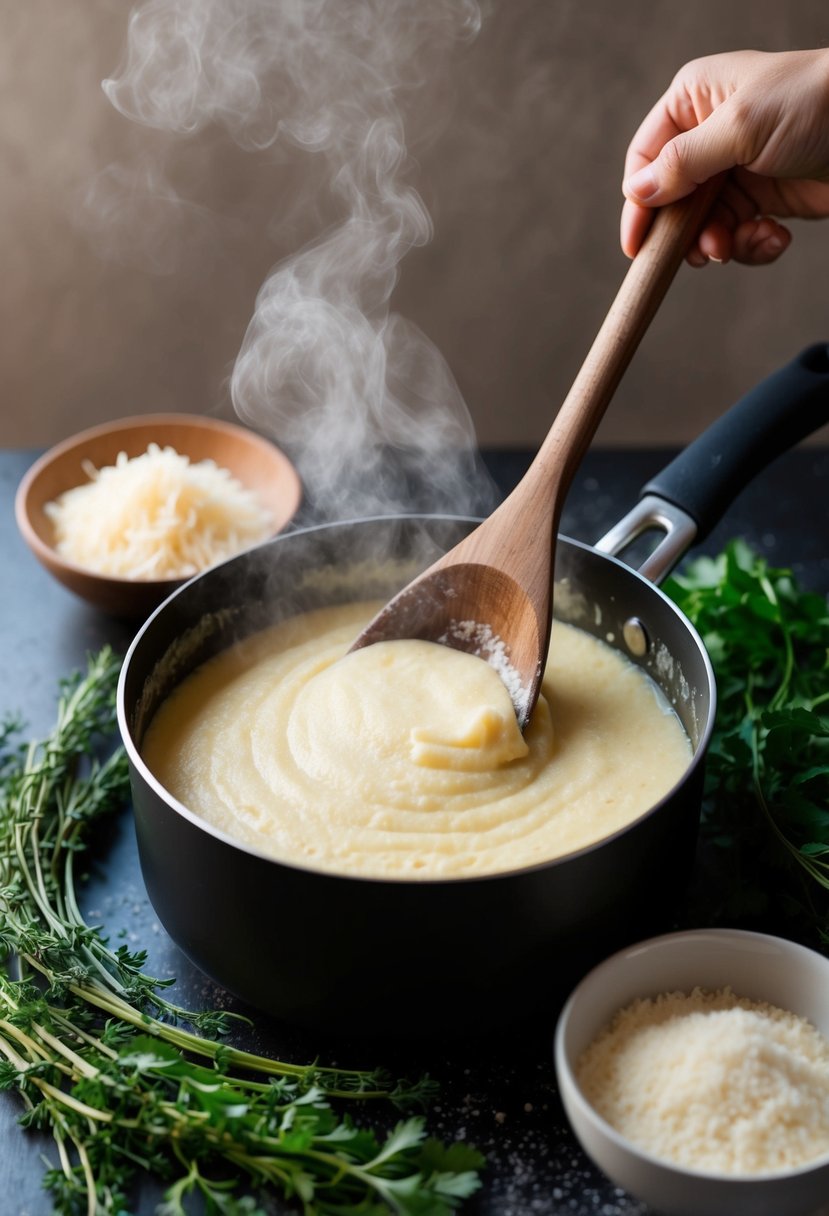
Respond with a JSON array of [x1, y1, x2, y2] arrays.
[[46, 444, 274, 580], [15, 413, 302, 617]]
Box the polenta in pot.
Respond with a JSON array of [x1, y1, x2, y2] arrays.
[[141, 601, 692, 879]]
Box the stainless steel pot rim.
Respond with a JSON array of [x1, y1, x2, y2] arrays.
[[116, 512, 717, 888]]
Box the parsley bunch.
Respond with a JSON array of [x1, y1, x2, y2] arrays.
[[0, 648, 484, 1215], [665, 540, 829, 944]]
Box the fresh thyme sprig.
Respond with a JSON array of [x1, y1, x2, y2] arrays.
[[665, 539, 829, 944], [0, 647, 483, 1215]]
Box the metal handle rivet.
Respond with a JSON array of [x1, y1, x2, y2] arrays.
[[623, 617, 649, 657]]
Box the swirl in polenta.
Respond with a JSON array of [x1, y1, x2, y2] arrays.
[[142, 602, 692, 878]]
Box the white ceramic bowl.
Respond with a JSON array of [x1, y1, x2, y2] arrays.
[[554, 929, 829, 1216]]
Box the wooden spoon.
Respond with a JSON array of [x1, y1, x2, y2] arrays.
[[350, 185, 720, 729]]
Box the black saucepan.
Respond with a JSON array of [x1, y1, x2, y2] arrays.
[[118, 345, 829, 1037]]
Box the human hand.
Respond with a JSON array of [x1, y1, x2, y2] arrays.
[[621, 48, 829, 265]]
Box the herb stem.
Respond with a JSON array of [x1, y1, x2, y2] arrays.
[[1, 647, 483, 1214]]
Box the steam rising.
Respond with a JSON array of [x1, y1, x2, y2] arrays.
[[77, 158, 223, 277], [102, 0, 496, 520]]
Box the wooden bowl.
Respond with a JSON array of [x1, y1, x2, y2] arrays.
[[15, 414, 302, 620]]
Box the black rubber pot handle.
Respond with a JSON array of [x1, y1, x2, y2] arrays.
[[640, 343, 829, 540]]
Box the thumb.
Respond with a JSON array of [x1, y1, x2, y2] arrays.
[[624, 106, 742, 206]]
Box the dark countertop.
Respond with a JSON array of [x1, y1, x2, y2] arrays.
[[3, 443, 828, 1216]]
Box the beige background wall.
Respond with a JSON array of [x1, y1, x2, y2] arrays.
[[4, 0, 829, 451]]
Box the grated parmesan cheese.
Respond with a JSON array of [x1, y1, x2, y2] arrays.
[[437, 618, 531, 719], [577, 986, 829, 1175], [46, 443, 274, 580]]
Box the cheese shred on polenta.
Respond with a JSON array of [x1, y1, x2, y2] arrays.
[[46, 443, 273, 580]]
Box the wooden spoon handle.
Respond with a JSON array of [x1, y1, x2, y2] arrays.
[[530, 177, 723, 499]]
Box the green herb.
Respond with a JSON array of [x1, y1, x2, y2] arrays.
[[0, 647, 484, 1215], [664, 539, 829, 944]]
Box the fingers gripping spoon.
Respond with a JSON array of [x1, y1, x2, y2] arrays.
[[350, 186, 720, 729]]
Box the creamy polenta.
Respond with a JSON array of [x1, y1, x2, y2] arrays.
[[142, 602, 692, 878]]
